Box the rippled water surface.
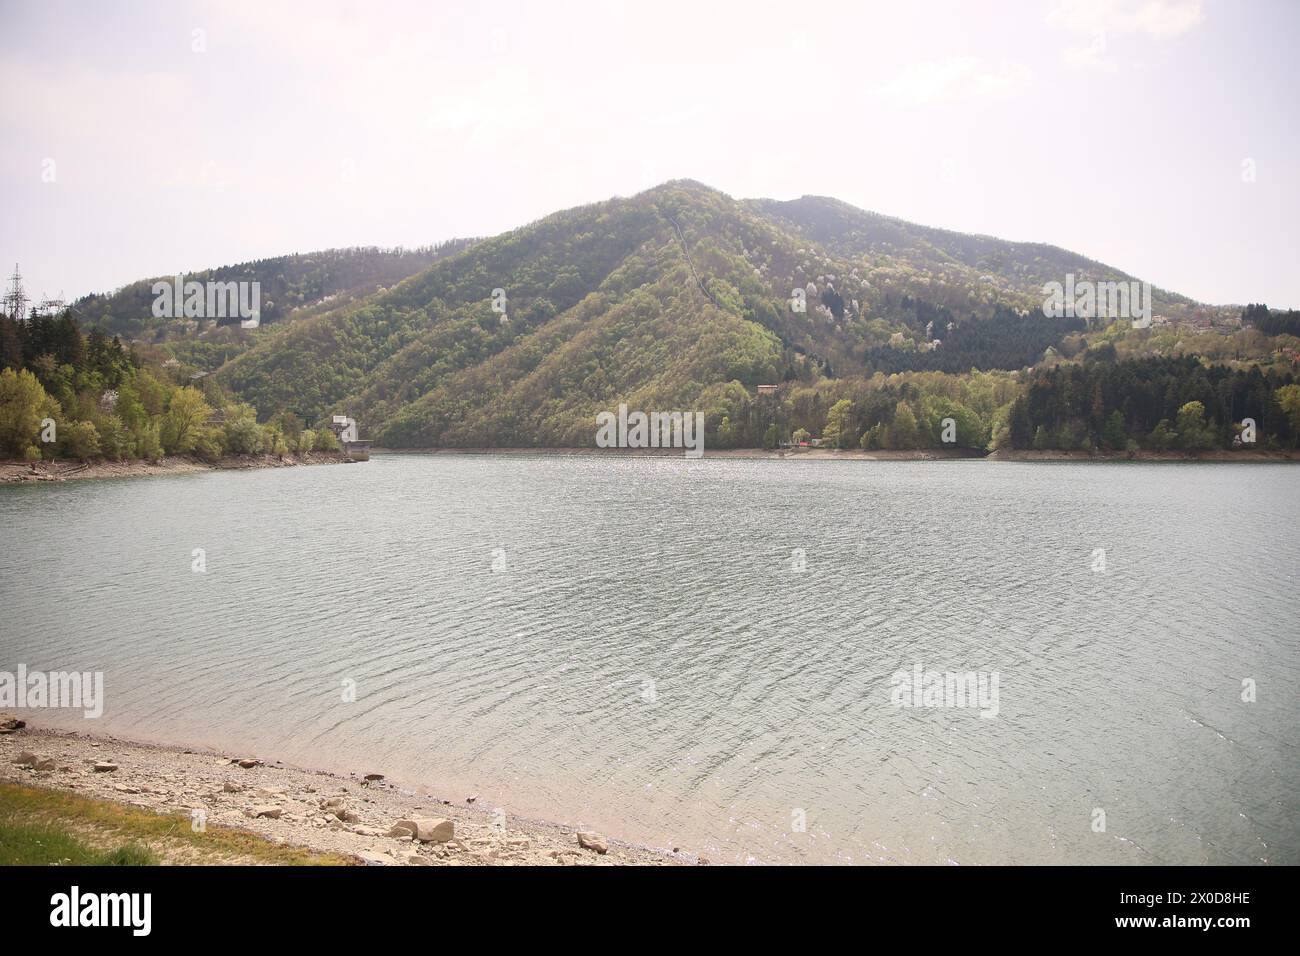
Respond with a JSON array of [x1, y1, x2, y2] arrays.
[[2, 455, 1297, 864]]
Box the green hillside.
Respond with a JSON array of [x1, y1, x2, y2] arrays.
[[18, 180, 1288, 458], [201, 180, 1297, 450], [213, 180, 1140, 445]]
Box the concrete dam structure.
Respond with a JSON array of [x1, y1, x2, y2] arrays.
[[329, 415, 372, 461]]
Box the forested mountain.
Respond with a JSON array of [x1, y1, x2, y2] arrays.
[[215, 179, 1246, 448], [70, 242, 477, 342], [9, 181, 1295, 460]]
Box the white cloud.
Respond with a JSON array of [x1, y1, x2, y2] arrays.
[[1050, 0, 1204, 69], [876, 58, 1031, 105], [1049, 0, 1204, 37]]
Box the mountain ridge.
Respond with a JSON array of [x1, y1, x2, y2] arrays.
[[37, 179, 1252, 450], [5, 180, 1294, 461], [200, 179, 1238, 446]]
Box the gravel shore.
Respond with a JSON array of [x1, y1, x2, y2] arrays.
[[0, 452, 356, 484], [0, 719, 683, 866]]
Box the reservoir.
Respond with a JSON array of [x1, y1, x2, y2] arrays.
[[2, 455, 1296, 864]]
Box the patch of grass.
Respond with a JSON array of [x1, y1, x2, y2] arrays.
[[0, 818, 158, 866], [97, 843, 159, 866], [0, 782, 352, 866]]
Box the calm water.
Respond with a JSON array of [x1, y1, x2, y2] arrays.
[[2, 455, 1297, 864]]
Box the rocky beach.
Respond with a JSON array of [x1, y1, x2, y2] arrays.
[[0, 452, 357, 484], [0, 716, 682, 866]]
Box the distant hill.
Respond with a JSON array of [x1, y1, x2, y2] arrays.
[[747, 195, 1191, 310], [71, 241, 478, 342]]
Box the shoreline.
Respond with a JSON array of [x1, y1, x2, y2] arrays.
[[4, 448, 1294, 484], [0, 718, 683, 867], [0, 451, 357, 484], [372, 446, 1300, 462]]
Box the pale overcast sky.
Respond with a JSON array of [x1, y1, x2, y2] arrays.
[[2, 0, 1297, 308]]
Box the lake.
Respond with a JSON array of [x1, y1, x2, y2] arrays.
[[2, 455, 1297, 864]]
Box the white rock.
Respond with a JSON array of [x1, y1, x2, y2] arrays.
[[398, 817, 454, 843]]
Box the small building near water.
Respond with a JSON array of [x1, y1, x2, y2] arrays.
[[328, 415, 371, 461]]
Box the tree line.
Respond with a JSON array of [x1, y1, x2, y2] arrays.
[[1006, 356, 1300, 451], [1242, 303, 1300, 338], [0, 312, 340, 461], [704, 355, 1300, 454]]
